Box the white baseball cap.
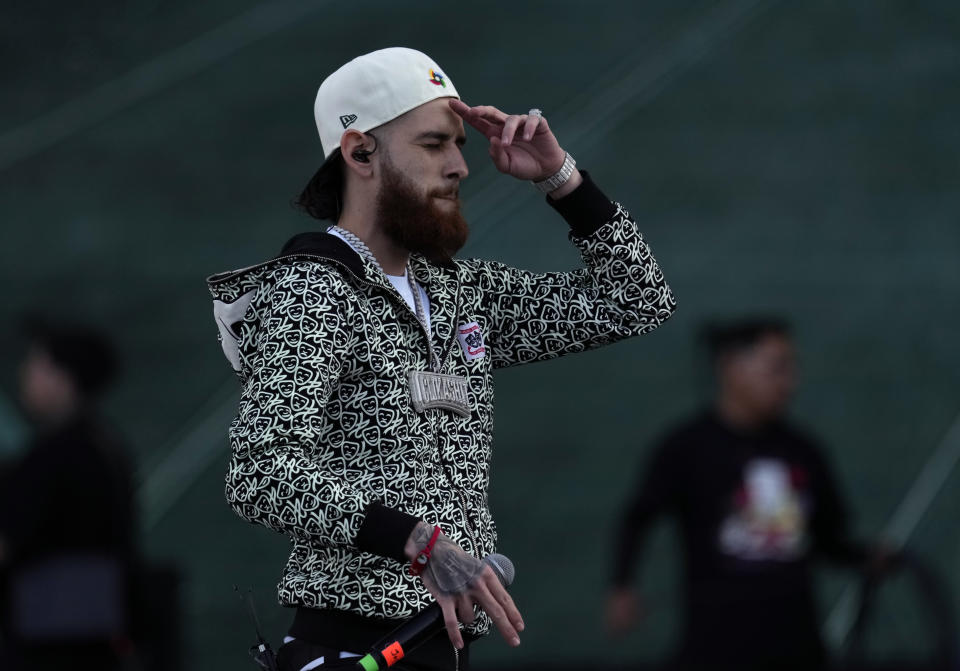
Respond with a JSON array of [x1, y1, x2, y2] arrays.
[[314, 47, 460, 160]]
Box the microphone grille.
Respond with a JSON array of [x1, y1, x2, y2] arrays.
[[483, 553, 515, 587]]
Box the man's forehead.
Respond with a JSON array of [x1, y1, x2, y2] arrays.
[[396, 98, 465, 137]]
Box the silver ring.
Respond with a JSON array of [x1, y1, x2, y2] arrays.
[[528, 108, 543, 117]]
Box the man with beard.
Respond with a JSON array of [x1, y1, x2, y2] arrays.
[[207, 47, 676, 670]]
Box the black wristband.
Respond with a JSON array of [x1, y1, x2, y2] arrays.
[[355, 502, 421, 563], [546, 170, 618, 237]]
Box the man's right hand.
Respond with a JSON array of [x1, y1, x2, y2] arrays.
[[405, 522, 524, 650]]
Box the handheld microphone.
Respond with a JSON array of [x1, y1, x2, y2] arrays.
[[355, 553, 515, 671]]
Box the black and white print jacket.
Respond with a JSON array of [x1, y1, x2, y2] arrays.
[[206, 174, 676, 635]]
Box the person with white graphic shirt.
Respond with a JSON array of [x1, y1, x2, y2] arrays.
[[607, 318, 892, 671]]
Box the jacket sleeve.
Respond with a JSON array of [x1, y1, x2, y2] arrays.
[[479, 172, 676, 369], [223, 261, 419, 562]]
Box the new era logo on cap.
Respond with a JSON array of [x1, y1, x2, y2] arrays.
[[339, 114, 358, 129]]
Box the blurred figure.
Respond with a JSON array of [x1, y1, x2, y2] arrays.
[[606, 318, 884, 671], [0, 318, 136, 670]]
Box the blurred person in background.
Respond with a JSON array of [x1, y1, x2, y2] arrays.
[[208, 47, 675, 670], [0, 318, 136, 670], [606, 317, 890, 671]]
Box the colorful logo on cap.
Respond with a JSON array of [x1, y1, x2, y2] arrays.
[[428, 69, 446, 88]]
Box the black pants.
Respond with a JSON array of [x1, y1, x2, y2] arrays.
[[278, 608, 471, 671], [276, 639, 469, 671]]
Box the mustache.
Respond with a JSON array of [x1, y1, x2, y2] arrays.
[[429, 187, 460, 200]]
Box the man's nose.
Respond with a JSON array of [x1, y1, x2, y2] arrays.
[[447, 148, 468, 181]]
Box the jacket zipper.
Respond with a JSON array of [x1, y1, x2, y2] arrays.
[[331, 256, 443, 373], [392, 269, 480, 562], [334, 260, 478, 530]]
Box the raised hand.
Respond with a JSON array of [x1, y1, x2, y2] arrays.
[[449, 99, 566, 182]]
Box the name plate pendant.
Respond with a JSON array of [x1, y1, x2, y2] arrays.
[[408, 370, 471, 418]]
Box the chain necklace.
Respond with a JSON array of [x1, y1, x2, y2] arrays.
[[330, 225, 439, 371], [329, 225, 470, 414]]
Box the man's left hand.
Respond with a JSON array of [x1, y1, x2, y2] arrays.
[[450, 100, 577, 189]]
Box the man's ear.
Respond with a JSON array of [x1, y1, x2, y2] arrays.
[[341, 130, 377, 176]]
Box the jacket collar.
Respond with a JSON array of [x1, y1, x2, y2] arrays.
[[278, 231, 367, 278], [276, 229, 463, 367], [278, 230, 457, 283]]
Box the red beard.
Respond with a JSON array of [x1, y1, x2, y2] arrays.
[[377, 160, 469, 264]]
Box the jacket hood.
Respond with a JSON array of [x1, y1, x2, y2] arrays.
[[206, 232, 363, 379]]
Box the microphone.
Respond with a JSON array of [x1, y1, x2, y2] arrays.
[[355, 553, 515, 671]]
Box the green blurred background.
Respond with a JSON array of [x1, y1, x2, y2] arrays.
[[1, 0, 958, 668]]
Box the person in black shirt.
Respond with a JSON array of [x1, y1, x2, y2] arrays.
[[607, 318, 882, 671], [0, 319, 136, 670]]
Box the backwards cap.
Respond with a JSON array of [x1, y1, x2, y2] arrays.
[[314, 47, 460, 160]]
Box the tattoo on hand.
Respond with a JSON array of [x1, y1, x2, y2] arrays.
[[427, 537, 484, 594], [411, 522, 434, 548], [413, 523, 483, 595]]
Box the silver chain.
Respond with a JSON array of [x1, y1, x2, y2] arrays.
[[329, 225, 376, 265], [330, 226, 439, 371]]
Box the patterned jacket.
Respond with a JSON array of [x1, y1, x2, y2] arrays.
[[206, 174, 676, 634]]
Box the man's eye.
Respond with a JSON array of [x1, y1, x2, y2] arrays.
[[423, 144, 442, 150]]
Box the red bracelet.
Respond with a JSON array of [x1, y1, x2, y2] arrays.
[[409, 525, 442, 577]]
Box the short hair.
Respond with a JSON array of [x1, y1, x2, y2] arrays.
[[294, 151, 344, 222], [700, 317, 791, 363]]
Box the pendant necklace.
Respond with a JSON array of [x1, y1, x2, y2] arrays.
[[330, 226, 470, 417]]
